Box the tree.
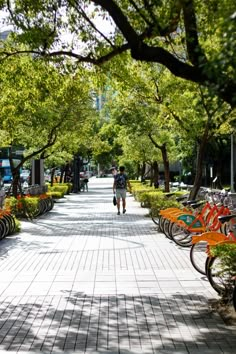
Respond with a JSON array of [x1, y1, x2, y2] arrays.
[[1, 1, 236, 106], [101, 59, 179, 192], [157, 70, 235, 198], [0, 54, 96, 196], [91, 122, 123, 173], [102, 55, 236, 196], [117, 127, 162, 182]]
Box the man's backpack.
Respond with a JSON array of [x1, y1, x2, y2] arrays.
[[116, 173, 126, 189]]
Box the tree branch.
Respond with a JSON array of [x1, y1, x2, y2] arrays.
[[0, 43, 130, 65], [16, 135, 57, 169], [129, 0, 153, 27], [92, 0, 142, 47], [148, 133, 162, 149], [160, 0, 182, 36], [7, 0, 28, 31], [152, 80, 162, 103], [17, 118, 66, 168], [142, 0, 157, 25], [167, 107, 191, 133], [73, 1, 116, 48], [182, 0, 207, 66]]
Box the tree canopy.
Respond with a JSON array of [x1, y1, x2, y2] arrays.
[[0, 54, 97, 177], [1, 0, 236, 106], [0, 1, 236, 193]]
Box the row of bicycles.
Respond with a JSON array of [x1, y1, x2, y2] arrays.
[[0, 184, 55, 240], [152, 188, 236, 310], [36, 195, 54, 216], [0, 209, 17, 240]]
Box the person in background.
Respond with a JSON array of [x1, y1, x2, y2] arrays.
[[113, 166, 131, 215], [83, 171, 89, 192], [111, 166, 117, 177]]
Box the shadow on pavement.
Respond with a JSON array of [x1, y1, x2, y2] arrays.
[[0, 292, 233, 353]]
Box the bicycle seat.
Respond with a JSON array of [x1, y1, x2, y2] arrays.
[[190, 201, 205, 209], [185, 199, 198, 205], [218, 214, 236, 224], [165, 193, 175, 198], [176, 195, 189, 202]]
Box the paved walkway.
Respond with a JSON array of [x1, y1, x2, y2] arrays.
[[0, 178, 235, 354]]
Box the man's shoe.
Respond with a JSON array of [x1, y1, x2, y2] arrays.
[[117, 211, 120, 215], [123, 209, 126, 214]]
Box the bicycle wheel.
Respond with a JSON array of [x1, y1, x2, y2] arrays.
[[32, 204, 41, 218], [0, 218, 7, 240], [7, 214, 16, 234], [41, 199, 48, 214], [159, 215, 165, 232], [205, 256, 211, 275], [46, 197, 54, 212], [151, 212, 160, 227], [190, 241, 208, 275], [220, 222, 229, 236], [163, 218, 172, 239], [233, 284, 236, 311], [2, 216, 10, 237], [170, 224, 192, 247], [206, 256, 234, 295], [3, 214, 15, 235]]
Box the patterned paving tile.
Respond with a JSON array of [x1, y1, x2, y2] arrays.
[[0, 178, 235, 353]]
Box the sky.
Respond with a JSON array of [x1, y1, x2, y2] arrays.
[[0, 5, 115, 52]]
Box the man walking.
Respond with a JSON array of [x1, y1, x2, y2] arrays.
[[113, 166, 131, 215]]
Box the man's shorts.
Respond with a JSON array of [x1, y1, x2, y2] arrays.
[[116, 189, 126, 199]]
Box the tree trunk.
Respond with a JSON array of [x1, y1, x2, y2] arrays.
[[8, 147, 21, 198], [12, 168, 20, 198], [50, 168, 55, 187], [147, 134, 170, 192], [64, 162, 72, 183], [150, 163, 153, 186], [161, 145, 170, 193], [59, 168, 64, 183], [141, 161, 146, 182], [215, 159, 223, 190], [72, 154, 81, 193], [153, 160, 159, 188], [189, 139, 206, 200], [213, 139, 226, 190], [136, 163, 140, 180]]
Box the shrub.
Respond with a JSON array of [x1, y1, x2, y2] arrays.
[[210, 243, 236, 275], [130, 182, 185, 215], [209, 243, 236, 302], [47, 191, 64, 199], [4, 196, 18, 214], [134, 188, 153, 201], [18, 196, 39, 218], [138, 190, 163, 208], [130, 182, 153, 200], [66, 183, 73, 194], [47, 184, 68, 197], [5, 195, 39, 218], [150, 198, 180, 217], [14, 217, 21, 232]]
